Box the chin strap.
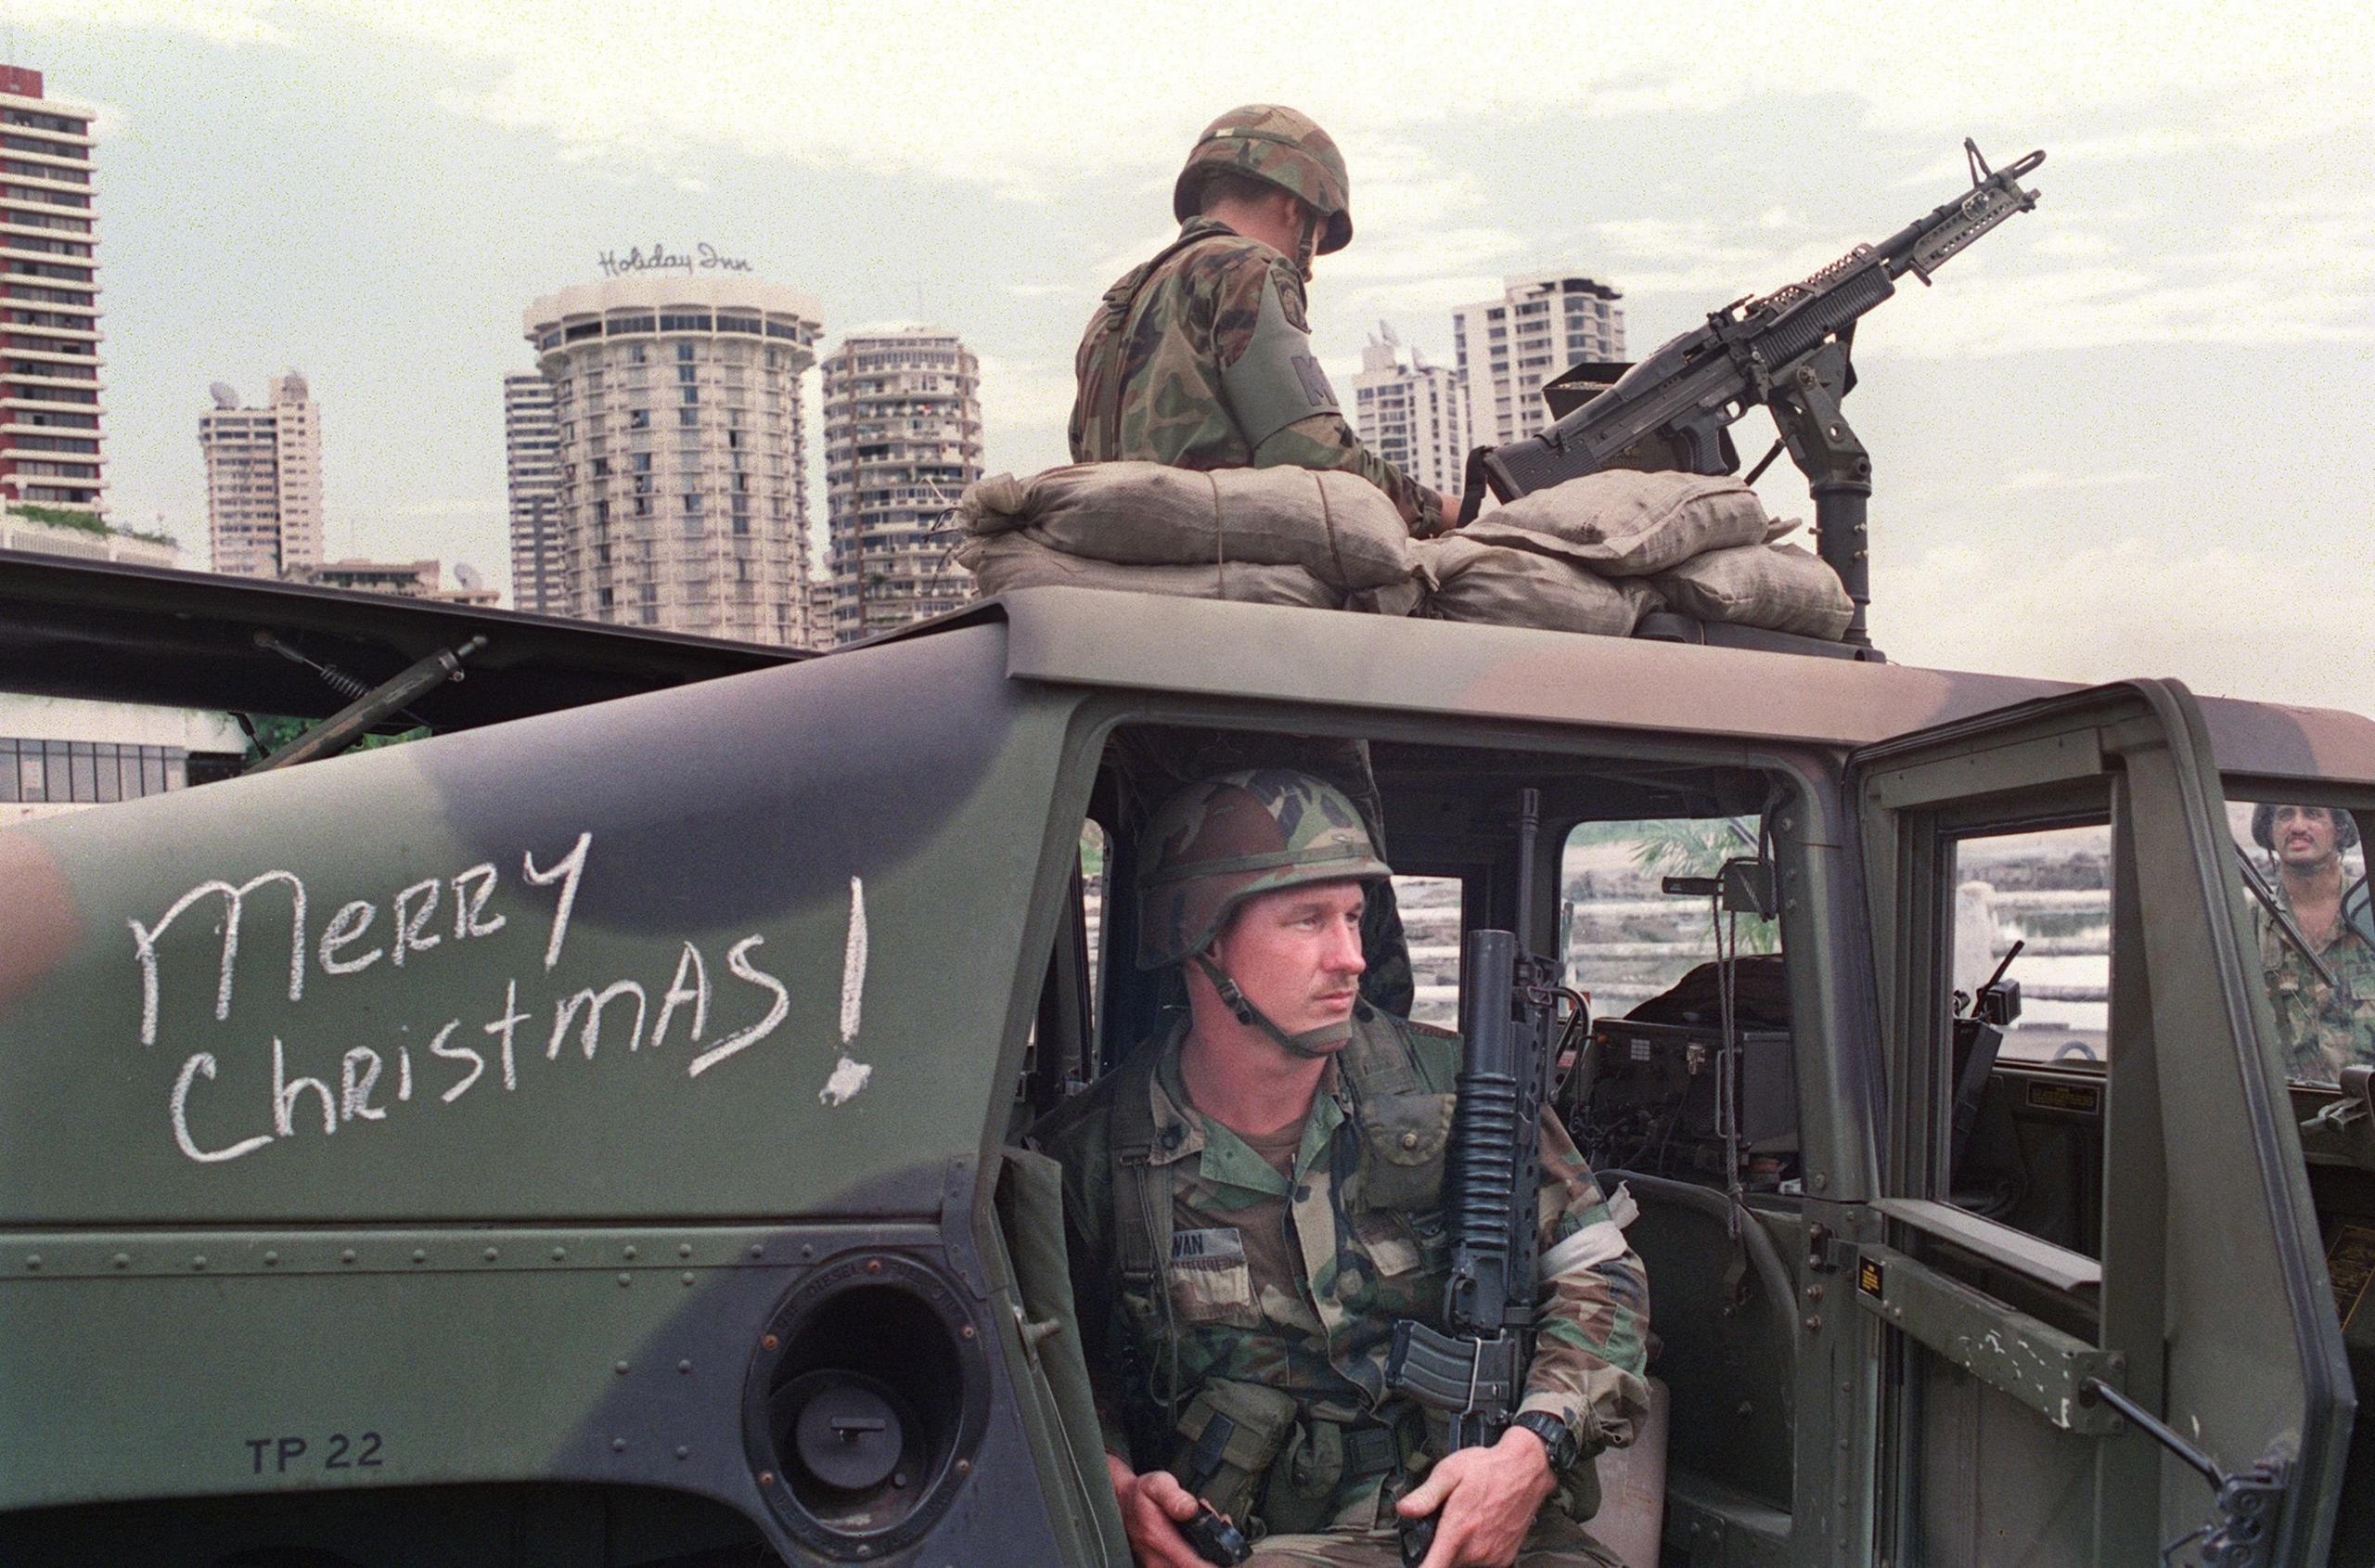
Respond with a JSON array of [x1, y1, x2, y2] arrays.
[[1192, 952, 1355, 1059], [1293, 212, 1319, 285]]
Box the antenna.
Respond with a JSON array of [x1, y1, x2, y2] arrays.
[[209, 381, 239, 409], [454, 561, 486, 591]]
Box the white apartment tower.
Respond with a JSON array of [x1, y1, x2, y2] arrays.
[[503, 372, 562, 615], [1351, 322, 1466, 498], [820, 327, 982, 645], [0, 65, 106, 520], [526, 276, 822, 646], [199, 372, 324, 579], [1451, 274, 1626, 449]]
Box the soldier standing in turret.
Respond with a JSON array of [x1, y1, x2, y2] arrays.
[[1070, 105, 1460, 537]]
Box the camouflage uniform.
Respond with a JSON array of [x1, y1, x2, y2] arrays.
[[1039, 767, 1647, 1562], [1033, 1016, 1648, 1565], [2255, 887, 2375, 1082], [1070, 106, 1446, 533]]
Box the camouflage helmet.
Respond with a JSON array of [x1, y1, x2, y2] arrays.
[[1173, 105, 1354, 255], [2252, 802, 2361, 853], [1136, 767, 1391, 970]]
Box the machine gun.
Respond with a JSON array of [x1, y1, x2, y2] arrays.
[[1457, 139, 2046, 646], [1385, 790, 1587, 1566]]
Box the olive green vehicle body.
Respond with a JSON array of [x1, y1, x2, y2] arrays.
[[1, 572, 2370, 1566]]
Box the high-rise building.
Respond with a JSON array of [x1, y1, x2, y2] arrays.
[[1351, 321, 1466, 498], [1451, 274, 1626, 450], [525, 276, 822, 646], [199, 372, 325, 578], [0, 65, 106, 521], [820, 327, 982, 644], [503, 371, 562, 614]]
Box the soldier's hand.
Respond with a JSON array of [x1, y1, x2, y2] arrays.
[[1395, 1424, 1558, 1568], [1105, 1451, 1211, 1568], [1434, 491, 1464, 534]]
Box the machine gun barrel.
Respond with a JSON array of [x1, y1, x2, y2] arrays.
[[1467, 139, 2044, 645]]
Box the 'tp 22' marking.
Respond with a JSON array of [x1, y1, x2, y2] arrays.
[[246, 1432, 384, 1473]]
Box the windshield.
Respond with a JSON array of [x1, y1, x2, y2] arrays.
[[2225, 796, 2375, 1087]]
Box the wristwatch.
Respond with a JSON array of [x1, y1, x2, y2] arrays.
[[1510, 1411, 1580, 1474]]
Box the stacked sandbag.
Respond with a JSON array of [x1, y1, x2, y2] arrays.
[[1417, 536, 1662, 636], [1457, 469, 1854, 639], [956, 530, 1340, 609], [1650, 542, 1855, 639], [959, 462, 1418, 606], [1462, 470, 1777, 576]]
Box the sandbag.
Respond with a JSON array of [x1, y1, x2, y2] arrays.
[[960, 462, 1415, 593], [1650, 542, 1854, 639], [1463, 470, 1776, 577], [1417, 535, 1661, 636], [956, 529, 1342, 609]]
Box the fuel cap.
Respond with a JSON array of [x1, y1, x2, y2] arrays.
[[793, 1380, 904, 1493]]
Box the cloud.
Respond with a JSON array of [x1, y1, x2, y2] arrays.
[[1881, 535, 2375, 715], [24, 0, 289, 45], [67, 1, 2373, 196], [1994, 469, 2161, 495]]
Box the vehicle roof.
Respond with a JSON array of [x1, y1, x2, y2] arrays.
[[0, 549, 803, 729], [971, 587, 2375, 784]]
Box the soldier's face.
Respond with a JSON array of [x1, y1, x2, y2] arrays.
[[1209, 880, 1367, 1045], [2273, 805, 2343, 869]]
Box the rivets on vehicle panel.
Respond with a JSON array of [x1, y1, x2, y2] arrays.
[[752, 1243, 768, 1259], [681, 1272, 695, 1286], [552, 1246, 568, 1262], [677, 1243, 693, 1259], [865, 1259, 881, 1274], [483, 1247, 499, 1263], [614, 1361, 630, 1376], [412, 1249, 428, 1264], [22, 1254, 40, 1270], [622, 1244, 638, 1260], [340, 1249, 357, 1265], [675, 1446, 690, 1460], [111, 1253, 130, 1269], [616, 1272, 633, 1288], [612, 1437, 627, 1453], [263, 1251, 280, 1266], [192, 1255, 208, 1270], [678, 1360, 694, 1375]]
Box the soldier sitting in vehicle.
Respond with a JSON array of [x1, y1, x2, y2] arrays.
[[1070, 105, 1460, 538], [1033, 770, 1648, 1568], [2251, 803, 2375, 1081]]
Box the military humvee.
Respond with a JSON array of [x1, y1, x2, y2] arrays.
[[2, 556, 2370, 1567]]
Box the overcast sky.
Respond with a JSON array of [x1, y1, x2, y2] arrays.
[[13, 1, 2373, 713]]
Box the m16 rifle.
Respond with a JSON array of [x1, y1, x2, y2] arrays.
[[1457, 139, 2047, 646], [1385, 790, 1587, 1566]]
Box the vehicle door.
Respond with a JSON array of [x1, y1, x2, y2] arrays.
[[1847, 679, 2353, 1565]]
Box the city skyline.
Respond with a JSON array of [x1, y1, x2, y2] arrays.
[[6, 5, 2370, 716]]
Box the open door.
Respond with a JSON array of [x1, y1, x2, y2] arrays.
[[1848, 680, 2353, 1565]]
